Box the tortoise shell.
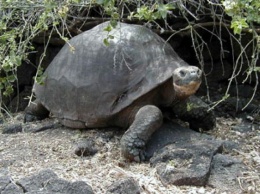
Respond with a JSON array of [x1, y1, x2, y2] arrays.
[[33, 22, 188, 124]]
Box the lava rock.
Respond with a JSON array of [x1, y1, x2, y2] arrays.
[[0, 176, 11, 192], [74, 138, 98, 157], [43, 178, 94, 194], [15, 169, 94, 194], [207, 154, 248, 192], [152, 141, 222, 186], [17, 169, 58, 192], [145, 121, 219, 160], [106, 177, 141, 194], [213, 96, 259, 117], [147, 121, 223, 186], [1, 182, 24, 194], [2, 123, 23, 134]]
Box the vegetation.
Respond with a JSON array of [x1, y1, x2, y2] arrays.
[[0, 0, 259, 112]]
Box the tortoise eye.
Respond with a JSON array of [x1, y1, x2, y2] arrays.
[[179, 70, 186, 77]]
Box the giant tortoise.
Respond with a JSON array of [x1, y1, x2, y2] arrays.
[[25, 22, 215, 161]]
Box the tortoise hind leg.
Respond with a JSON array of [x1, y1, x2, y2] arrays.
[[24, 99, 49, 122], [120, 105, 163, 162]]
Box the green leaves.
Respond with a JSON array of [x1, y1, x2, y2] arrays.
[[157, 4, 175, 19], [0, 0, 76, 97], [95, 0, 118, 20], [103, 24, 113, 32], [34, 67, 46, 86], [222, 0, 260, 34], [103, 20, 117, 46], [0, 75, 16, 96], [103, 38, 110, 46], [231, 18, 249, 35], [103, 28, 115, 46], [132, 3, 175, 21], [2, 52, 22, 72], [135, 6, 155, 21], [3, 85, 14, 96]]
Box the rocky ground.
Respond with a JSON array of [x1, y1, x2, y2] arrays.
[[0, 111, 259, 194]]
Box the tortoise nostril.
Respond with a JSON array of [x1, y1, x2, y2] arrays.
[[190, 69, 201, 77]]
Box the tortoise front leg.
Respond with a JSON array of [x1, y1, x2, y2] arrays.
[[120, 105, 163, 162]]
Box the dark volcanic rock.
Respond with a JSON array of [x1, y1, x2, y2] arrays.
[[12, 169, 94, 194], [43, 178, 94, 194], [1, 182, 24, 194], [42, 178, 71, 193], [152, 141, 222, 186], [0, 176, 11, 192], [17, 169, 58, 192], [213, 96, 259, 117], [147, 121, 223, 186], [145, 121, 221, 159], [74, 138, 98, 157], [106, 177, 141, 194], [208, 154, 248, 192], [2, 123, 23, 134], [67, 181, 94, 194]]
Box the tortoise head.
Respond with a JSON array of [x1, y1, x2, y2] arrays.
[[173, 66, 202, 99]]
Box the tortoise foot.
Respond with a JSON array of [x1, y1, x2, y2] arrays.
[[24, 100, 49, 123], [120, 136, 146, 162], [24, 113, 42, 123]]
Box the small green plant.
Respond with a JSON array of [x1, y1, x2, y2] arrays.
[[186, 103, 195, 112], [168, 160, 176, 167]]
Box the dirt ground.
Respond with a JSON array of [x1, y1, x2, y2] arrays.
[[0, 113, 259, 194]]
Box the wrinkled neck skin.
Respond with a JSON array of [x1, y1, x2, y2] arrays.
[[170, 80, 201, 107], [173, 81, 201, 100]]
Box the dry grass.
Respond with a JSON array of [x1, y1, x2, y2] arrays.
[[0, 113, 259, 194]]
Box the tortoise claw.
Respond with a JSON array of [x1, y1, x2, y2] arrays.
[[120, 137, 146, 162]]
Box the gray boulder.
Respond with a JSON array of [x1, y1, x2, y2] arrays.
[[147, 121, 223, 186], [17, 169, 58, 192], [208, 154, 249, 192], [106, 177, 141, 194]]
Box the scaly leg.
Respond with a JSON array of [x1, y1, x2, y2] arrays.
[[120, 105, 163, 162]]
